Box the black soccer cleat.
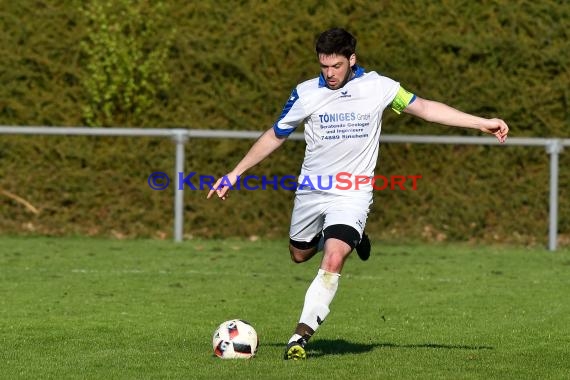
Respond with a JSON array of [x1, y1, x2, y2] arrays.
[[355, 232, 371, 261], [284, 338, 307, 360]]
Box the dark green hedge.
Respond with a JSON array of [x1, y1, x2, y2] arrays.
[[1, 0, 569, 246]]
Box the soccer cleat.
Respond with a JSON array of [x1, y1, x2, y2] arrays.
[[355, 232, 371, 261], [284, 339, 307, 360]]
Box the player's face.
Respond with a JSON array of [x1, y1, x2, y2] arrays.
[[318, 53, 356, 90]]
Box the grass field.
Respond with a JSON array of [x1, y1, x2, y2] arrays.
[[0, 237, 568, 379]]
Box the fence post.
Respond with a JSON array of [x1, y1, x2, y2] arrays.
[[172, 130, 188, 242], [546, 139, 563, 251]]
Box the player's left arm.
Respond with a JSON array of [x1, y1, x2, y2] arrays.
[[402, 96, 509, 143]]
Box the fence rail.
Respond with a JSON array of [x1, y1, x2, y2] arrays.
[[1, 126, 568, 251]]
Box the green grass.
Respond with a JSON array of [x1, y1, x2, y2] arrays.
[[0, 237, 569, 379]]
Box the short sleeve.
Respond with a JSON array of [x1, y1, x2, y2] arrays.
[[273, 88, 306, 137]]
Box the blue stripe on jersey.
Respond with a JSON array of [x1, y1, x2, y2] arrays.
[[272, 88, 299, 137]]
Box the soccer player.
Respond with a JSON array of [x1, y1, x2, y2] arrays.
[[207, 28, 509, 360]]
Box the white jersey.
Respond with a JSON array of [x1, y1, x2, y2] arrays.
[[273, 65, 410, 195]]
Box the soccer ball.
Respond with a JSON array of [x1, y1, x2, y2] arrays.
[[212, 319, 258, 359]]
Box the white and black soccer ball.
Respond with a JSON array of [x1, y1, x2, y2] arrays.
[[212, 319, 258, 359]]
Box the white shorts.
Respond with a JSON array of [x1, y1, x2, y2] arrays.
[[289, 191, 372, 243]]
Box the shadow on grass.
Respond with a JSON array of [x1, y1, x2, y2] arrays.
[[267, 339, 493, 357]]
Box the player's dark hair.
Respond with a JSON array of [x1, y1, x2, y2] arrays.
[[315, 28, 357, 60]]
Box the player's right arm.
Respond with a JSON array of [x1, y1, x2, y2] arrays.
[[208, 86, 305, 200], [206, 128, 286, 200]]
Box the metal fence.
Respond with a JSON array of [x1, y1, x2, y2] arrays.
[[1, 126, 568, 251]]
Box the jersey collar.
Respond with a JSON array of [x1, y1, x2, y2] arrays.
[[318, 64, 365, 88]]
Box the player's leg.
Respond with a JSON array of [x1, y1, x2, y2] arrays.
[[285, 195, 370, 360], [284, 227, 356, 360]]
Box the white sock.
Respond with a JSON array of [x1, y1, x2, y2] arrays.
[[288, 333, 304, 344], [288, 269, 340, 343]]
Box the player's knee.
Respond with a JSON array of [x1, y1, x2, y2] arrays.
[[289, 236, 320, 263], [289, 248, 306, 263], [327, 253, 346, 270], [287, 244, 310, 263]]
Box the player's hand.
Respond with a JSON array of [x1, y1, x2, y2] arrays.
[[481, 118, 509, 144], [206, 172, 239, 201]]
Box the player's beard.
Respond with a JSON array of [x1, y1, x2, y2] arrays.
[[328, 66, 354, 90]]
